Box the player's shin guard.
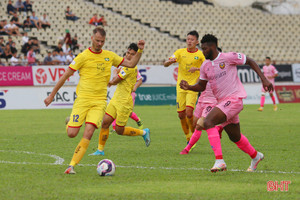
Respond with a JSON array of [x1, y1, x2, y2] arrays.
[[260, 95, 265, 107], [180, 118, 190, 141], [69, 138, 90, 166], [207, 127, 223, 159], [130, 112, 140, 122], [186, 116, 195, 133], [235, 134, 257, 159], [123, 127, 143, 136], [185, 129, 201, 151], [98, 128, 109, 151]]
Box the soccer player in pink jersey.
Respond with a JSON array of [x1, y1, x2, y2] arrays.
[[258, 57, 278, 111], [111, 69, 144, 131], [180, 34, 273, 172]]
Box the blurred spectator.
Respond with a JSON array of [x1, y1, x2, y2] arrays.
[[32, 38, 40, 54], [22, 32, 29, 44], [27, 47, 36, 66], [30, 11, 42, 30], [21, 54, 27, 66], [6, 36, 14, 47], [0, 37, 5, 49], [71, 34, 80, 51], [23, 16, 34, 31], [0, 45, 4, 59], [41, 13, 51, 29], [7, 0, 17, 15], [0, 58, 5, 66], [0, 20, 9, 35], [54, 42, 63, 53], [57, 51, 66, 65], [62, 43, 71, 55], [4, 19, 22, 36], [89, 14, 98, 26], [10, 42, 17, 54], [43, 51, 53, 65], [11, 13, 23, 28], [64, 29, 72, 45], [10, 52, 21, 66], [65, 6, 79, 21], [66, 50, 75, 65], [15, 0, 26, 13], [51, 50, 60, 65], [21, 38, 33, 56], [3, 44, 12, 61], [98, 15, 107, 26], [23, 0, 33, 14]]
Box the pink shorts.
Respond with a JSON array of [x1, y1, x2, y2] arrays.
[[216, 97, 243, 126], [131, 92, 136, 106], [194, 102, 216, 119]]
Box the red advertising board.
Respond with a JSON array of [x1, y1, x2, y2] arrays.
[[275, 85, 300, 103], [0, 66, 33, 86]]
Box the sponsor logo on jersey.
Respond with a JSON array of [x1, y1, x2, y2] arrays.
[[121, 70, 126, 76], [219, 62, 225, 69], [105, 58, 110, 61]]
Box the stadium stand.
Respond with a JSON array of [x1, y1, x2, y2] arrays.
[[0, 0, 299, 65]]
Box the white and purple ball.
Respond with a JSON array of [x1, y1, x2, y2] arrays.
[[97, 159, 116, 176]]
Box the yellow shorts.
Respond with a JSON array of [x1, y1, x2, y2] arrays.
[[176, 91, 198, 112], [105, 100, 132, 127], [67, 97, 107, 129]]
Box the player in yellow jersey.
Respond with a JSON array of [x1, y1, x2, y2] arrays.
[[164, 31, 205, 144], [90, 43, 150, 156], [44, 27, 145, 174]]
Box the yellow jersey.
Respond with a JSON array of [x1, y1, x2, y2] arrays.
[[69, 48, 124, 99], [170, 48, 205, 92], [110, 66, 137, 105]]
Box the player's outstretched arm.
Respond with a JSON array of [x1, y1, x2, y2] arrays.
[[163, 58, 177, 67], [108, 75, 122, 87], [180, 79, 207, 92], [44, 68, 75, 106], [246, 56, 274, 92], [122, 40, 145, 68], [133, 78, 143, 92]]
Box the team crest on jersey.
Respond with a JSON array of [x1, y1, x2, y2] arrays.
[[219, 62, 225, 69], [105, 58, 110, 61], [194, 56, 199, 60]]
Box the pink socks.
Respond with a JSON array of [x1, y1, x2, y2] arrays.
[[130, 112, 139, 122], [260, 95, 265, 107], [207, 127, 223, 159], [271, 96, 276, 105], [185, 129, 202, 151], [235, 134, 257, 159]]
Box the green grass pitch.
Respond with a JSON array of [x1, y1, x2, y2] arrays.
[[0, 104, 299, 199]]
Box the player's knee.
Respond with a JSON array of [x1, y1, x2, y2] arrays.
[[115, 128, 124, 135], [101, 121, 110, 129], [67, 130, 78, 138], [178, 112, 186, 119], [186, 112, 193, 119], [203, 119, 214, 130]]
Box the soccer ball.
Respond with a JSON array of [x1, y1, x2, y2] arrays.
[[97, 159, 116, 176]]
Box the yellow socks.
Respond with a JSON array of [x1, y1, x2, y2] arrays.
[[187, 116, 194, 133], [69, 138, 90, 166], [98, 128, 109, 151], [123, 127, 144, 136], [180, 118, 191, 141]]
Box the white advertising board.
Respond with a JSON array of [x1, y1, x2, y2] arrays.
[[243, 84, 278, 104], [137, 65, 178, 85], [292, 64, 300, 83]]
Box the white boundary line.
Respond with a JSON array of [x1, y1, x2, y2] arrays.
[[0, 150, 299, 174]]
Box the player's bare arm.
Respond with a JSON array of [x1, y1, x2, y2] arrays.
[[188, 67, 200, 73], [122, 40, 145, 68], [44, 68, 75, 106], [180, 79, 207, 92], [133, 78, 143, 92], [108, 75, 122, 87], [163, 57, 176, 67], [245, 56, 273, 92]]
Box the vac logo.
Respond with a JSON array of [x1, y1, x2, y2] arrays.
[[0, 90, 8, 109], [35, 68, 47, 84]]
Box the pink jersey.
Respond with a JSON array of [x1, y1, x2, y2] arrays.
[[197, 82, 217, 104], [200, 52, 247, 101], [262, 65, 278, 85]]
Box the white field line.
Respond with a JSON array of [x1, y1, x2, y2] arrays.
[[0, 150, 299, 175]]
